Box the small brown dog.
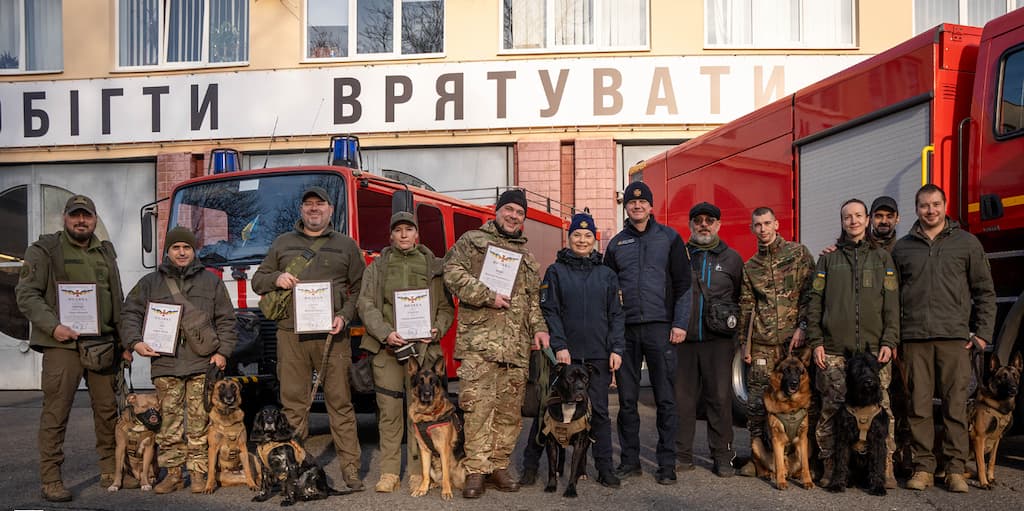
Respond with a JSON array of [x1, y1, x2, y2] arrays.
[[407, 356, 465, 500], [108, 392, 161, 492], [969, 352, 1023, 489], [751, 348, 814, 490], [204, 377, 260, 493]]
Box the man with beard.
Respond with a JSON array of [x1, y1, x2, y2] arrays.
[[868, 196, 900, 252], [674, 202, 743, 477], [16, 195, 127, 502], [253, 186, 366, 491]]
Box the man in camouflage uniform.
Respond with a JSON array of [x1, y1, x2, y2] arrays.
[[16, 194, 126, 502], [443, 189, 549, 499], [121, 227, 238, 493], [737, 207, 814, 477]]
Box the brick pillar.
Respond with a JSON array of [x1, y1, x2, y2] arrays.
[[573, 138, 617, 248], [514, 140, 561, 214], [155, 152, 203, 258]]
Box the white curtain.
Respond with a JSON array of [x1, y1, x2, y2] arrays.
[[967, 0, 1007, 26], [914, 0, 957, 33], [0, 0, 19, 69], [599, 0, 647, 47], [803, 0, 853, 47], [752, 0, 796, 46], [708, 0, 852, 47], [706, 0, 750, 46], [509, 0, 545, 49], [119, 0, 159, 66], [26, 0, 62, 71], [209, 0, 248, 62], [166, 0, 203, 63], [555, 0, 591, 46]]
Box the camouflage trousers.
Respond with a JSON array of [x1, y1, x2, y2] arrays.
[[746, 344, 784, 442], [154, 374, 208, 474], [457, 356, 527, 475], [815, 354, 894, 460]]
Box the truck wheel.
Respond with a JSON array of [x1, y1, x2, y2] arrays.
[[731, 349, 748, 425]]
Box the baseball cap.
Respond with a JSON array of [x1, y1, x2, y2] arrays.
[[390, 211, 418, 230], [64, 195, 97, 215], [870, 196, 898, 215], [301, 186, 331, 204]]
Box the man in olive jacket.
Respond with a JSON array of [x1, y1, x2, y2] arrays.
[[806, 199, 899, 488], [121, 226, 237, 493], [443, 189, 549, 498], [892, 185, 996, 493], [356, 211, 453, 493], [16, 194, 125, 502], [252, 186, 366, 490]]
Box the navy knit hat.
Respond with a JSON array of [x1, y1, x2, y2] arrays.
[[496, 188, 528, 213], [623, 181, 653, 206], [568, 212, 597, 237]]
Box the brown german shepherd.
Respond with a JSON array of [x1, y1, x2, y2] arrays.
[[751, 348, 815, 490], [407, 356, 466, 500], [969, 352, 1023, 489], [204, 377, 260, 493]]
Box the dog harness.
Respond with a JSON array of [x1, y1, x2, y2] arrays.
[[414, 407, 462, 456], [770, 408, 807, 442], [541, 401, 592, 447], [973, 397, 1014, 451], [257, 440, 307, 472], [845, 404, 882, 454]]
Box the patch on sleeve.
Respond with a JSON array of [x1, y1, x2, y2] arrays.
[[540, 283, 549, 303], [883, 269, 898, 291], [19, 264, 32, 279], [812, 271, 826, 291]]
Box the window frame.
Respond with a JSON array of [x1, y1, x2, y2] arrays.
[[0, 0, 63, 75], [113, 0, 250, 73], [702, 0, 858, 50], [302, 0, 446, 63], [498, 0, 651, 55], [994, 44, 1024, 140], [912, 0, 1024, 34]]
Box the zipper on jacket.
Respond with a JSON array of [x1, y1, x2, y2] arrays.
[[698, 252, 707, 341], [852, 246, 862, 351]]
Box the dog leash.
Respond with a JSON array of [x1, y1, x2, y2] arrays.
[[308, 333, 334, 411]]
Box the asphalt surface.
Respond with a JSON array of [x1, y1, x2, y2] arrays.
[[2, 389, 1023, 510]]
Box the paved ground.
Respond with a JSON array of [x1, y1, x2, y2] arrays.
[[2, 388, 1023, 510]]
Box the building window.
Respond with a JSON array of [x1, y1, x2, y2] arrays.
[[306, 0, 444, 60], [502, 0, 648, 52], [914, 0, 1024, 33], [997, 47, 1024, 137], [117, 0, 249, 69], [704, 0, 855, 49], [0, 0, 62, 74]]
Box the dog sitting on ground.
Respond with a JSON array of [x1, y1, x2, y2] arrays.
[[827, 352, 889, 496], [108, 392, 161, 492], [204, 376, 260, 493], [969, 352, 1023, 489], [750, 348, 814, 490], [540, 362, 595, 498], [407, 356, 466, 500]]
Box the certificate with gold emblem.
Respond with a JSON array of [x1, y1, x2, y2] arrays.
[[479, 244, 523, 296], [57, 282, 100, 335], [294, 281, 333, 334], [142, 302, 182, 356], [394, 288, 432, 340]]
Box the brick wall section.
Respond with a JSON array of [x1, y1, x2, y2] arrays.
[[515, 140, 560, 214], [573, 138, 618, 245], [155, 152, 203, 259], [560, 143, 574, 212]]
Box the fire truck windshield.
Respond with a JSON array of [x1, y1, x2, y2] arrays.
[[168, 172, 346, 266]]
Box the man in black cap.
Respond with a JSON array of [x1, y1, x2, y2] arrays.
[[869, 196, 900, 252], [674, 202, 743, 477], [253, 186, 366, 491], [604, 181, 691, 485], [16, 194, 126, 502]]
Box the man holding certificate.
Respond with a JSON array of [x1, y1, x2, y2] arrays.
[[252, 186, 366, 491], [356, 211, 453, 493], [120, 226, 238, 493], [16, 194, 126, 502], [443, 189, 550, 499]]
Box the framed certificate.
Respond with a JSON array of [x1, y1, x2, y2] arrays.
[[479, 244, 524, 296], [294, 281, 334, 334], [394, 288, 432, 340], [57, 282, 100, 336], [142, 302, 182, 356]]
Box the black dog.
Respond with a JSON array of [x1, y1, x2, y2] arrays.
[[827, 352, 889, 496], [541, 362, 595, 498], [250, 406, 350, 505]]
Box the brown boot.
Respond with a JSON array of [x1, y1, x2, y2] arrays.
[[41, 481, 72, 502], [154, 466, 184, 494], [487, 468, 521, 492], [462, 473, 485, 499], [190, 472, 207, 493], [885, 457, 897, 489]]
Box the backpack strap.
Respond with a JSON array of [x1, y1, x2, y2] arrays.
[[283, 236, 330, 278]]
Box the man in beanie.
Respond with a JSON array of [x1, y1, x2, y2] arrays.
[[444, 188, 550, 498], [121, 226, 238, 493], [253, 186, 366, 490], [17, 194, 127, 502], [357, 211, 453, 493], [604, 181, 691, 485], [674, 202, 743, 477]]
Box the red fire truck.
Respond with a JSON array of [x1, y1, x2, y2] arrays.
[[634, 10, 1024, 421], [143, 136, 566, 412]]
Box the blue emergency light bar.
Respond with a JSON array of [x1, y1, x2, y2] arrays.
[[210, 148, 241, 174], [330, 135, 361, 169]]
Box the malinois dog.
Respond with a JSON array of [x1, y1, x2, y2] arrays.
[[204, 377, 260, 493], [407, 356, 466, 500], [751, 348, 814, 490], [969, 352, 1023, 489], [108, 392, 161, 492]]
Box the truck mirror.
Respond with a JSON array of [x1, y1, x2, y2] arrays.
[[392, 189, 414, 215], [142, 211, 154, 253]]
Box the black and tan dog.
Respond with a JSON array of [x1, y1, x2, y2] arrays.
[[108, 392, 161, 492], [751, 348, 814, 490], [541, 362, 595, 498], [204, 377, 260, 493], [827, 352, 889, 496], [251, 405, 349, 505], [969, 352, 1023, 489], [407, 356, 466, 500]]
